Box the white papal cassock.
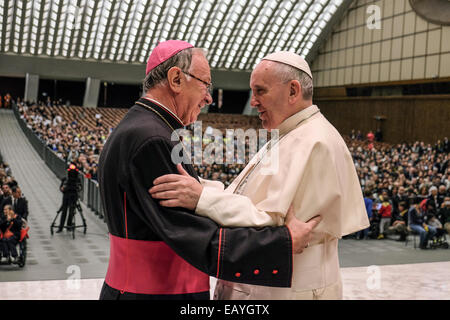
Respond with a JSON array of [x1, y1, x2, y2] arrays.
[[196, 104, 370, 300]]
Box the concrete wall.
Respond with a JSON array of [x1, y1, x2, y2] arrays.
[[0, 53, 251, 90], [311, 0, 450, 87]]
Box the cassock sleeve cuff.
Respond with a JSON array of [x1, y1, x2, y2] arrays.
[[215, 226, 293, 287]]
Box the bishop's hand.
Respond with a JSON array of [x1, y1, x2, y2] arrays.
[[285, 204, 322, 254]]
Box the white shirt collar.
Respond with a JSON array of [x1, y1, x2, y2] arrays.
[[277, 105, 320, 137]]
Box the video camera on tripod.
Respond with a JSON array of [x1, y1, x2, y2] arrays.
[[50, 163, 87, 239], [60, 164, 83, 194]]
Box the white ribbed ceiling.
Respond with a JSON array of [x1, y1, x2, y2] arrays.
[[0, 0, 344, 71]]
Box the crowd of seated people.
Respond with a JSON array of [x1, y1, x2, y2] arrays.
[[16, 100, 127, 181], [0, 158, 29, 263], [16, 98, 260, 184], [13, 98, 450, 249], [347, 134, 450, 248]]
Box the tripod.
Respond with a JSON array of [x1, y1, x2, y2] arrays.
[[50, 199, 87, 239]]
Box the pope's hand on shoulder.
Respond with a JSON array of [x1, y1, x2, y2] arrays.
[[149, 164, 203, 210]]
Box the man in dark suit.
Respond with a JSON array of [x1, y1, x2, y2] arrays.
[[56, 164, 81, 233], [12, 186, 28, 220], [393, 186, 409, 216], [0, 184, 12, 211]]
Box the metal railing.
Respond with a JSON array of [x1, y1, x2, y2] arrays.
[[12, 103, 105, 222]]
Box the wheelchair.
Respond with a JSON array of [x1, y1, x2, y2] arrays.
[[0, 219, 30, 268], [429, 230, 449, 249]]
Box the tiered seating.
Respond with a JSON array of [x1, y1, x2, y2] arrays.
[[197, 113, 262, 132], [342, 135, 393, 151], [48, 106, 128, 129], [44, 105, 262, 133]]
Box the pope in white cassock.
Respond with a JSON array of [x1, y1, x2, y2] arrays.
[[150, 51, 370, 300]]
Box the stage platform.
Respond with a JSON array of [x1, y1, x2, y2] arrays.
[[1, 261, 449, 300]]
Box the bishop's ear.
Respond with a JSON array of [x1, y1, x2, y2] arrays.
[[167, 67, 183, 93]]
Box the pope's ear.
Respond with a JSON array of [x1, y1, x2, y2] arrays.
[[288, 79, 301, 104], [167, 67, 183, 93]]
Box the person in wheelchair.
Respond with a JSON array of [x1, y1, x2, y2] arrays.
[[409, 198, 437, 249], [56, 163, 82, 233], [427, 213, 448, 249], [438, 196, 450, 236], [0, 204, 23, 263]]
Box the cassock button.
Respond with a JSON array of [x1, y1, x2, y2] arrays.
[[253, 269, 260, 275], [235, 272, 241, 278], [272, 269, 278, 275]]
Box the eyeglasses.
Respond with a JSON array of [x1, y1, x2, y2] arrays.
[[182, 71, 213, 94]]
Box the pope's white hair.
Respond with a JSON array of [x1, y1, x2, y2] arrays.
[[272, 62, 313, 100]]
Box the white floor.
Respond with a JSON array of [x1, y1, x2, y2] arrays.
[[1, 261, 449, 300]]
